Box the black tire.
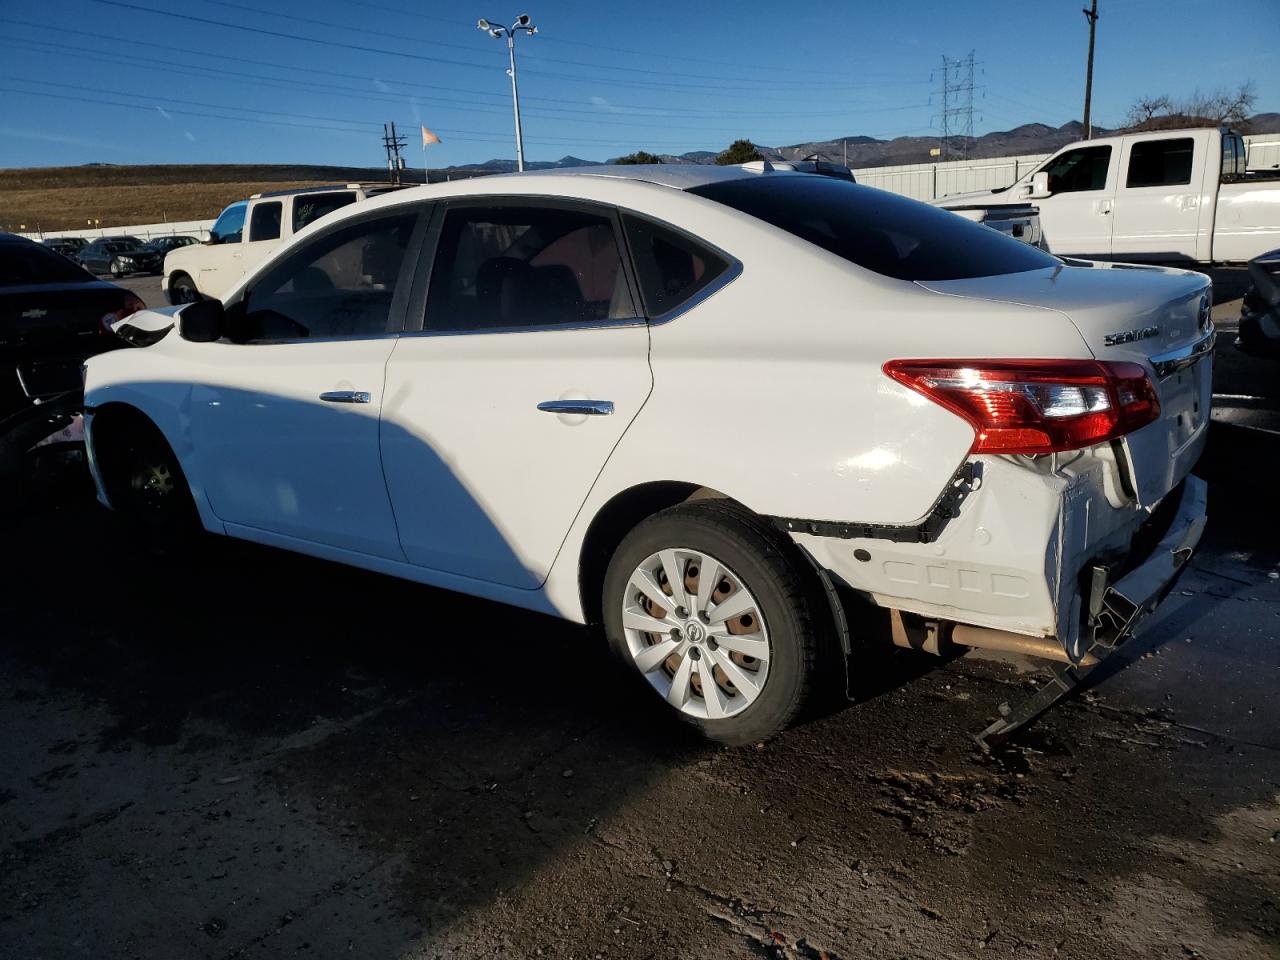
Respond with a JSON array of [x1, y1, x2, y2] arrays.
[[169, 273, 200, 304], [109, 258, 124, 278], [103, 418, 200, 554], [602, 500, 831, 745]]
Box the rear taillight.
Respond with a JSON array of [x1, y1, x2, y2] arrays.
[[100, 293, 145, 335], [883, 358, 1160, 455]]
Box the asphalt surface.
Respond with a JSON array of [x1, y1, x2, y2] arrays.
[[2, 273, 1278, 960]]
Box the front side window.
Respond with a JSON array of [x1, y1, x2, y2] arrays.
[[1126, 138, 1193, 188], [424, 203, 636, 332], [622, 214, 730, 317], [236, 213, 416, 341], [209, 202, 247, 245], [1041, 145, 1112, 193], [249, 201, 282, 242], [292, 191, 358, 233], [689, 177, 1057, 282]]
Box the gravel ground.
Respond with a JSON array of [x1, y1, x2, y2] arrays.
[[2, 283, 1278, 960]]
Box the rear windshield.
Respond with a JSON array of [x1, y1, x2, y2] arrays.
[[688, 176, 1057, 281], [0, 242, 93, 287]]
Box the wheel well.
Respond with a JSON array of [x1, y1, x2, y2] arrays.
[[578, 481, 736, 625], [89, 403, 167, 504]]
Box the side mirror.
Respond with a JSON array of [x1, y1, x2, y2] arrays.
[[1025, 172, 1051, 199], [178, 299, 224, 342]]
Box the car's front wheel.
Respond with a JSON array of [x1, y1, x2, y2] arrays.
[[603, 501, 828, 745], [100, 418, 201, 553], [109, 258, 124, 278]]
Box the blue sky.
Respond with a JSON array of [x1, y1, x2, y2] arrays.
[[1, 0, 1277, 169]]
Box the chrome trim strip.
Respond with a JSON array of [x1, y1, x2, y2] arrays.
[[536, 399, 614, 416], [1149, 326, 1215, 380], [646, 259, 744, 327]]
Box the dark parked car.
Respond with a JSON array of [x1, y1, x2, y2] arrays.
[[1237, 247, 1280, 360], [144, 234, 200, 256], [78, 235, 162, 278], [0, 233, 142, 420], [43, 237, 89, 262]]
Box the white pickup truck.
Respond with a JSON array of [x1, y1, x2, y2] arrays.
[[164, 184, 401, 304], [935, 127, 1280, 264]]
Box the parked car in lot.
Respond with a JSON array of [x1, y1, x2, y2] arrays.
[[0, 232, 141, 420], [43, 237, 88, 262], [144, 234, 200, 257], [84, 166, 1211, 743], [164, 184, 402, 304], [935, 127, 1280, 263], [78, 235, 162, 277], [1236, 246, 1280, 359]]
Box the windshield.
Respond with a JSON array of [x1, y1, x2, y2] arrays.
[[0, 241, 93, 286], [689, 176, 1057, 281]]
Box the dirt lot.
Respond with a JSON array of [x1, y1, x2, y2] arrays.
[[2, 295, 1278, 960]]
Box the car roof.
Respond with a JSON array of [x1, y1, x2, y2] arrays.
[[0, 232, 39, 246], [494, 163, 802, 190]]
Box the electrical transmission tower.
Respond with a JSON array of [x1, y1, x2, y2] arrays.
[[382, 122, 407, 184], [938, 51, 976, 161]]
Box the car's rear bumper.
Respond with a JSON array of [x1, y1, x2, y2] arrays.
[[788, 454, 1207, 664]]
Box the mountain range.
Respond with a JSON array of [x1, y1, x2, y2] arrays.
[[447, 114, 1280, 175]]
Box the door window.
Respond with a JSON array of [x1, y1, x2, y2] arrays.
[[1041, 145, 1112, 193], [209, 202, 247, 245], [248, 201, 283, 242], [292, 191, 358, 233], [424, 204, 637, 332], [237, 213, 417, 341], [622, 214, 730, 317], [1126, 138, 1193, 188]]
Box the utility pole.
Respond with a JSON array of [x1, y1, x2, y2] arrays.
[[478, 15, 538, 172], [1082, 0, 1099, 139], [938, 51, 976, 161], [382, 122, 407, 184]]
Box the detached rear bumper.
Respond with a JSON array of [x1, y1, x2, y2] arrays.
[[1088, 474, 1206, 650]]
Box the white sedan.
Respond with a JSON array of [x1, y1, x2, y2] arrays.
[[83, 164, 1212, 744]]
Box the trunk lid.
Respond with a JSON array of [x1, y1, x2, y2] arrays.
[[918, 261, 1213, 506]]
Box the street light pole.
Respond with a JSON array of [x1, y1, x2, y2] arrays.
[[478, 15, 537, 172]]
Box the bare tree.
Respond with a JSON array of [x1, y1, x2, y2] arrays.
[[1123, 82, 1257, 132]]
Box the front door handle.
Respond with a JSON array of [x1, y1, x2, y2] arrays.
[[320, 390, 371, 404], [537, 399, 614, 416]]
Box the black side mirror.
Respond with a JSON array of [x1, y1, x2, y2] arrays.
[[178, 299, 224, 342]]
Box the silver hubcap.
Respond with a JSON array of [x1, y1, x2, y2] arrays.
[[622, 548, 770, 720]]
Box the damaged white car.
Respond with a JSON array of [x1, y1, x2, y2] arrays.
[[82, 165, 1211, 744]]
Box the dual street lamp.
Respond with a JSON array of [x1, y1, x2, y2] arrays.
[[477, 14, 538, 172]]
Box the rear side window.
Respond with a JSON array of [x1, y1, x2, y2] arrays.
[[425, 203, 637, 332], [1041, 145, 1112, 193], [249, 201, 282, 242], [622, 214, 730, 317], [1126, 138, 1193, 188], [689, 177, 1057, 282], [292, 191, 358, 233]]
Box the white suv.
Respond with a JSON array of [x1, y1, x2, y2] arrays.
[[164, 184, 401, 305], [85, 165, 1211, 743]]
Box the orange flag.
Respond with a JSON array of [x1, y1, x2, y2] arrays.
[[421, 126, 441, 146]]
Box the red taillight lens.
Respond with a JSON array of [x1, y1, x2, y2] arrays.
[[100, 293, 145, 334], [883, 358, 1161, 455]]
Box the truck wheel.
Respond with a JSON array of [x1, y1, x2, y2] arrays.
[[602, 500, 828, 745], [169, 273, 200, 304]]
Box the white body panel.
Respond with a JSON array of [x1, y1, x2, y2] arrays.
[[936, 128, 1280, 264], [85, 167, 1212, 662]]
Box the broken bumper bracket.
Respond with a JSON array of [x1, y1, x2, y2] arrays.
[[977, 475, 1208, 749]]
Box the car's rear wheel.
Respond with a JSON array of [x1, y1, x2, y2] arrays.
[[602, 501, 826, 745], [169, 272, 200, 304]]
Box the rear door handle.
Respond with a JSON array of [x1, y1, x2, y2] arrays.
[[537, 399, 614, 416], [320, 390, 371, 404]]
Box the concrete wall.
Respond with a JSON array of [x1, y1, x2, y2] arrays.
[[20, 219, 215, 242]]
